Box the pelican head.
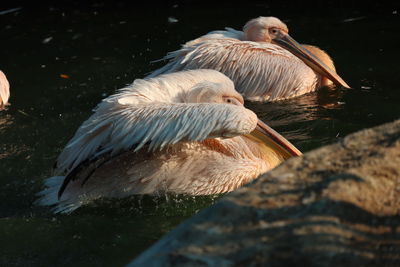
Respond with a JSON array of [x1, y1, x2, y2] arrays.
[[182, 73, 301, 157], [185, 79, 243, 106], [243, 16, 349, 88], [179, 73, 301, 158], [243, 16, 289, 43]]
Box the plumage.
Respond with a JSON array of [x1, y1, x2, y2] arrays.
[[36, 69, 301, 213], [148, 16, 349, 101], [0, 71, 10, 109]]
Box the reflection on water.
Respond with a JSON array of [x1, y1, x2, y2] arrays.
[[0, 113, 15, 160], [246, 85, 349, 151], [0, 1, 400, 266]]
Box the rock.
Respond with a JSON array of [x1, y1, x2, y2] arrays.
[[129, 120, 400, 267]]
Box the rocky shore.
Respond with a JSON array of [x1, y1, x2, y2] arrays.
[[129, 120, 400, 266]]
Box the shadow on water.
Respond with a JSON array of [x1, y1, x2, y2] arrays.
[[0, 0, 400, 266]]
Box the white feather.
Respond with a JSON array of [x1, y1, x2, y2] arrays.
[[147, 18, 320, 101], [37, 69, 299, 213], [56, 69, 256, 174], [0, 71, 10, 108]]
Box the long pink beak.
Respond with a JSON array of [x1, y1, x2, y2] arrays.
[[272, 32, 350, 89], [251, 119, 302, 160]]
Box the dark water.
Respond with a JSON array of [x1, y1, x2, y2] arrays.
[[1, 1, 399, 266]]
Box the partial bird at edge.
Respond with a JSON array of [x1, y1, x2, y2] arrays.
[[0, 70, 10, 110]]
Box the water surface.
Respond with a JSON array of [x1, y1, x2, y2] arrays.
[[1, 1, 399, 266]]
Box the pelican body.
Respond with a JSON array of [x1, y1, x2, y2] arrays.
[[37, 69, 301, 213], [0, 71, 10, 109], [149, 17, 349, 101]]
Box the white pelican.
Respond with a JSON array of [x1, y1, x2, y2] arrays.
[[37, 69, 301, 213], [148, 16, 349, 101], [0, 71, 10, 110]]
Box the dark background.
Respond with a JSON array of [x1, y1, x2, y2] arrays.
[[1, 1, 400, 266]]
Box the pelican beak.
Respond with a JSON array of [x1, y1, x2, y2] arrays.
[[272, 32, 350, 88], [248, 119, 302, 160]]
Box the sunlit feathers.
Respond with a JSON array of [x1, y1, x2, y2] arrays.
[[149, 16, 344, 101], [36, 70, 299, 213]]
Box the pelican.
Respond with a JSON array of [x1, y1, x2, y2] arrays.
[[148, 16, 349, 101], [0, 71, 10, 110], [37, 69, 301, 213]]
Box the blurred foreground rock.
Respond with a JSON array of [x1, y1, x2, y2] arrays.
[[129, 120, 400, 267]]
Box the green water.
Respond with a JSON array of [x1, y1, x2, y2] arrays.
[[1, 1, 399, 266]]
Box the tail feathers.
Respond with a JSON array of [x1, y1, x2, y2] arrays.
[[146, 49, 188, 79], [146, 60, 179, 79], [35, 176, 82, 214]]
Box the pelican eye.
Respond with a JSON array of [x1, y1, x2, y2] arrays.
[[269, 28, 278, 35], [223, 96, 243, 106]]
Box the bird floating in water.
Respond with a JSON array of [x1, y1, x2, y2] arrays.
[[37, 69, 301, 213], [0, 71, 10, 110], [148, 16, 349, 101]]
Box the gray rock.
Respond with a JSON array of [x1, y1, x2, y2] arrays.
[[129, 120, 400, 267]]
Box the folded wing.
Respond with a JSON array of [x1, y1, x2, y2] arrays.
[[55, 81, 257, 175], [148, 39, 318, 101]]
